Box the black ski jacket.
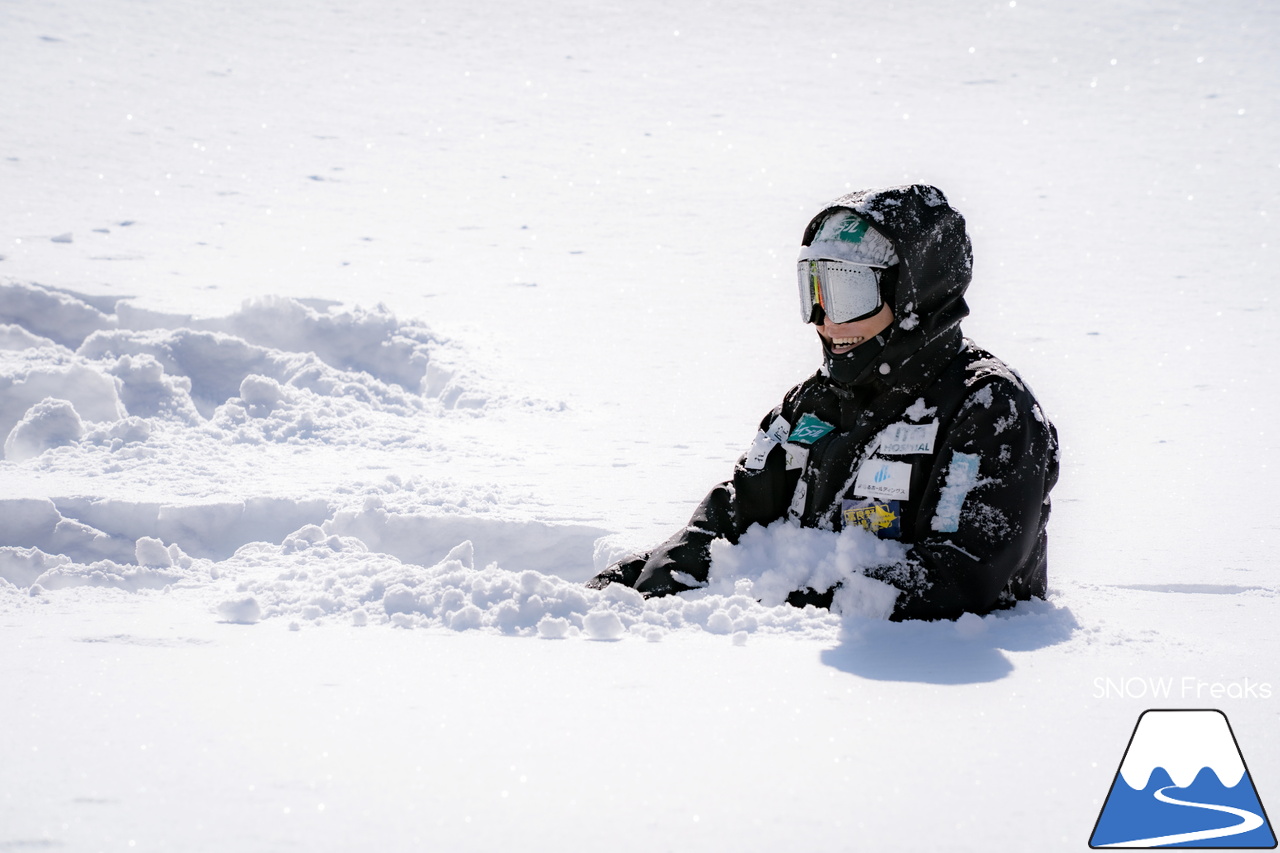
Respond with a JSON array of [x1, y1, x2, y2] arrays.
[[590, 185, 1059, 621]]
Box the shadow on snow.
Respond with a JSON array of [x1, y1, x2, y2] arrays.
[[819, 597, 1078, 685]]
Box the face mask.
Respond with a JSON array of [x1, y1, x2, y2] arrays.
[[822, 333, 887, 386]]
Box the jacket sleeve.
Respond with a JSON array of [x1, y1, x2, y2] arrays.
[[865, 377, 1059, 620], [589, 406, 796, 597]]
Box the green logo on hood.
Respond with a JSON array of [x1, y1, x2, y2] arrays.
[[817, 211, 870, 244]]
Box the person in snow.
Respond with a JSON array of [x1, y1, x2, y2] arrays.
[[588, 184, 1059, 621]]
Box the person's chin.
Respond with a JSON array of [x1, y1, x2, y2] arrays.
[[825, 338, 864, 356]]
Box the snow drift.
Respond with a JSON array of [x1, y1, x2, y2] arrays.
[[0, 282, 939, 640]]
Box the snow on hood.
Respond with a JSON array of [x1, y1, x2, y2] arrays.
[[796, 209, 900, 268], [801, 184, 972, 380]]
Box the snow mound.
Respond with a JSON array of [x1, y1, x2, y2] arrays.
[[0, 282, 116, 349], [583, 609, 626, 640], [0, 284, 584, 602], [0, 546, 68, 590], [0, 543, 209, 593], [209, 524, 845, 640], [708, 521, 906, 619], [78, 326, 427, 419], [216, 596, 262, 625], [0, 497, 333, 564], [0, 323, 58, 352], [0, 281, 497, 464], [322, 501, 611, 583], [4, 397, 86, 461], [0, 498, 843, 640], [0, 348, 128, 445]]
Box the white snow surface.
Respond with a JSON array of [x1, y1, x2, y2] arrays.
[[2, 0, 1278, 850]]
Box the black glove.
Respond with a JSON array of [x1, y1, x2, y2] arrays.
[[586, 553, 647, 590], [785, 585, 836, 610]]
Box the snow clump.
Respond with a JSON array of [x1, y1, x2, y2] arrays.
[[707, 521, 905, 620], [192, 523, 847, 640], [217, 596, 263, 624], [4, 397, 86, 460]]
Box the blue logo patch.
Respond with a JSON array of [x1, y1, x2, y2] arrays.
[[1090, 710, 1276, 848], [787, 413, 836, 445]]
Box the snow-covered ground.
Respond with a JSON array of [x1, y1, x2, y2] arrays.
[[2, 0, 1277, 849]]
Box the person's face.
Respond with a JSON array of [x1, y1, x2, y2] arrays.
[[816, 303, 894, 355]]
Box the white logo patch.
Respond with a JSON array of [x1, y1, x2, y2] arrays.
[[744, 430, 774, 470], [854, 459, 913, 500], [877, 421, 939, 456], [783, 443, 809, 471], [743, 416, 793, 470]]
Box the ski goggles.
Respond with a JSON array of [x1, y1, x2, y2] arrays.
[[796, 259, 884, 324]]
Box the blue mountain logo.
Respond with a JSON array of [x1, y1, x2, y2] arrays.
[[874, 465, 890, 483], [1090, 709, 1276, 848]]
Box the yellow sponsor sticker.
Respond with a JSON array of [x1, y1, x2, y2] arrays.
[[842, 500, 901, 536]]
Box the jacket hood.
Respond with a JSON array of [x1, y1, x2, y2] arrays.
[[801, 184, 972, 391]]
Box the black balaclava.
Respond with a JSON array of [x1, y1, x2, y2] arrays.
[[822, 332, 886, 385]]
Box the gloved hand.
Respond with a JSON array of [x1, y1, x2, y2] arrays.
[[585, 553, 647, 590], [785, 585, 837, 610]]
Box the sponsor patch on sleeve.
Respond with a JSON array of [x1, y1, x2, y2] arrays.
[[931, 451, 980, 533], [842, 499, 902, 539], [765, 415, 791, 444], [787, 413, 836, 445], [743, 430, 774, 470], [743, 415, 792, 470]]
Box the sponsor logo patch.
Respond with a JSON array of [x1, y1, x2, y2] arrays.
[[817, 210, 871, 244], [842, 499, 901, 539], [743, 430, 774, 470], [765, 415, 791, 444], [787, 413, 836, 445], [854, 459, 912, 501], [783, 443, 809, 471], [877, 421, 940, 455], [743, 415, 793, 470]]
